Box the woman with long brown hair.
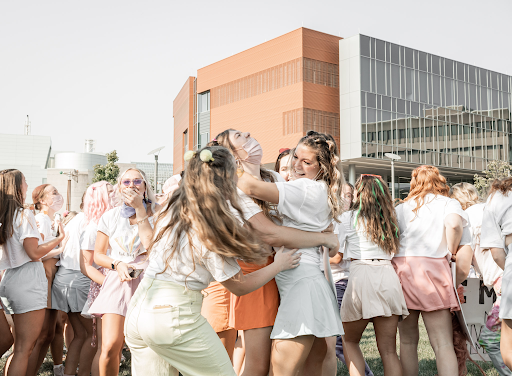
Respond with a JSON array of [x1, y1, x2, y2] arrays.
[[481, 177, 512, 372], [339, 174, 408, 376], [209, 129, 339, 376], [237, 130, 345, 376], [0, 169, 65, 375], [394, 165, 473, 376], [124, 146, 301, 376]]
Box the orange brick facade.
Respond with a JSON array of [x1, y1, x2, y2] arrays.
[[172, 28, 342, 173]]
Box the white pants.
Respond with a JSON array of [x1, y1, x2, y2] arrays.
[[124, 277, 235, 376]]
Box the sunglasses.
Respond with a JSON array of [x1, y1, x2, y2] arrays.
[[121, 179, 144, 186]]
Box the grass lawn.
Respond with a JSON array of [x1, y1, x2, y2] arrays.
[[1, 318, 498, 375]]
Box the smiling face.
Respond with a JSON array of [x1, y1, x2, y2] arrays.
[[228, 130, 251, 160], [291, 143, 320, 180]]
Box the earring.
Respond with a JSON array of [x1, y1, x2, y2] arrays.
[[236, 159, 244, 177]]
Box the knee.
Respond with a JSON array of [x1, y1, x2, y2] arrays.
[[101, 341, 122, 359], [502, 350, 512, 369]]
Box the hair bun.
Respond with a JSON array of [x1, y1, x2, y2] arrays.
[[306, 130, 320, 137]]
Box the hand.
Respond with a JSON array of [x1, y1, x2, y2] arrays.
[[116, 262, 134, 282], [322, 223, 334, 233], [323, 232, 339, 251], [57, 222, 66, 241], [273, 246, 300, 272], [122, 188, 145, 210]]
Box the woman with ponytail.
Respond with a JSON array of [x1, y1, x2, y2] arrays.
[[394, 165, 473, 376], [237, 130, 345, 375], [339, 174, 407, 376]]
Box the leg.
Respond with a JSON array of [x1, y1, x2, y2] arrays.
[[64, 314, 74, 349], [321, 337, 337, 376], [77, 315, 97, 376], [269, 336, 315, 376], [300, 337, 336, 376], [98, 314, 125, 376], [372, 316, 402, 376], [397, 309, 420, 376], [91, 318, 102, 376], [502, 319, 512, 371], [217, 328, 237, 362], [51, 311, 66, 366], [0, 311, 14, 357], [422, 309, 458, 376], [64, 313, 87, 375], [342, 319, 370, 376], [232, 331, 245, 375], [240, 327, 272, 376], [25, 309, 58, 376], [6, 309, 45, 376]]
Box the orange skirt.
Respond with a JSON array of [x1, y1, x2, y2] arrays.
[[229, 257, 280, 330], [201, 281, 233, 333]]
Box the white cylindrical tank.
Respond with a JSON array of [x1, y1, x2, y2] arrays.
[[54, 152, 107, 171]]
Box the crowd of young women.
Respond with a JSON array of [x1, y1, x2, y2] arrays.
[[0, 128, 511, 376]]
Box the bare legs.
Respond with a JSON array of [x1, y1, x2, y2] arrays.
[[501, 319, 512, 370], [76, 315, 97, 376], [0, 311, 13, 357], [25, 308, 57, 376], [51, 311, 66, 367], [64, 312, 88, 375], [398, 309, 457, 376], [233, 327, 273, 376], [269, 335, 315, 376], [98, 314, 125, 376], [217, 328, 237, 362], [300, 337, 337, 376]]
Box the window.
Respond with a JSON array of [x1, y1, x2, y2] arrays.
[[198, 91, 210, 113], [199, 132, 209, 149]]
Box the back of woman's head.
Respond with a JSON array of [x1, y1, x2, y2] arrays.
[[449, 182, 481, 210], [488, 177, 512, 199], [353, 175, 400, 254], [83, 181, 113, 225], [297, 130, 345, 219], [405, 165, 449, 215], [151, 146, 268, 271], [62, 211, 78, 226], [32, 184, 50, 211], [0, 169, 25, 245]]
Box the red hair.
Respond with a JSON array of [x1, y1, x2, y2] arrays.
[[405, 165, 450, 215]]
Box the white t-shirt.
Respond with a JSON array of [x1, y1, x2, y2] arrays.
[[337, 211, 393, 261], [79, 221, 102, 269], [330, 256, 350, 282], [97, 206, 154, 263], [59, 212, 85, 270], [35, 213, 56, 243], [0, 209, 41, 270], [275, 178, 332, 267], [235, 188, 263, 221], [395, 194, 471, 258], [480, 191, 512, 252], [466, 203, 503, 287]]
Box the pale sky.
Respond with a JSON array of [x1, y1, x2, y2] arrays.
[[1, 0, 510, 165]]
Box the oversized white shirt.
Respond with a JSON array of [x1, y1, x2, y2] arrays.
[[395, 194, 471, 258], [480, 191, 512, 252], [58, 213, 85, 270]]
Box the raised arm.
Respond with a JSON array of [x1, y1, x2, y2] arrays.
[[237, 173, 279, 204], [24, 222, 65, 261]]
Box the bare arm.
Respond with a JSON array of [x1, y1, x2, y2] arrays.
[[81, 249, 105, 285], [455, 245, 473, 286], [329, 252, 343, 264], [248, 212, 339, 253], [220, 247, 300, 296], [94, 231, 137, 282], [23, 222, 65, 261], [122, 188, 159, 251], [491, 247, 506, 270], [445, 213, 464, 255], [237, 173, 279, 204]]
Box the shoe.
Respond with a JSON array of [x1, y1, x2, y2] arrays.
[[54, 364, 64, 376]]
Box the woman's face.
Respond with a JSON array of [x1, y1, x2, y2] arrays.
[[291, 143, 320, 180], [120, 170, 146, 197], [21, 175, 28, 203], [41, 185, 60, 206], [228, 130, 251, 160], [342, 185, 354, 210], [278, 154, 292, 181]]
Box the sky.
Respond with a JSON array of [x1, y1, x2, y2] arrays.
[[1, 0, 511, 164]]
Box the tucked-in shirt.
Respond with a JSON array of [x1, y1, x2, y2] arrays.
[[395, 194, 471, 258], [59, 212, 85, 271], [0, 209, 41, 270], [466, 203, 503, 287], [275, 178, 331, 267], [97, 206, 154, 263], [337, 211, 393, 261], [480, 191, 512, 252]]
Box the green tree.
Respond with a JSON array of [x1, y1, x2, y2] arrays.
[[93, 150, 120, 185], [474, 160, 512, 196]]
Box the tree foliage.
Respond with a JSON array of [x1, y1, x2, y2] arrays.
[[474, 160, 512, 196], [92, 150, 120, 185]]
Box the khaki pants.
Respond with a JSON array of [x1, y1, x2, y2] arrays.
[[124, 277, 236, 376]]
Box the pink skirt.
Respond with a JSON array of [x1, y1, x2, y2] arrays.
[[88, 255, 149, 317], [392, 256, 459, 312]]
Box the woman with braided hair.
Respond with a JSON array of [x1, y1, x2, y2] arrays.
[[237, 130, 345, 376], [338, 174, 408, 376]]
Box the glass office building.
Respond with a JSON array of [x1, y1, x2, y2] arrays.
[[340, 35, 512, 195]]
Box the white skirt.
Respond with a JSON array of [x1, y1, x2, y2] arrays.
[[271, 263, 344, 339], [500, 247, 512, 320]]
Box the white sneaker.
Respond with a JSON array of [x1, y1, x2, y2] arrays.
[[54, 364, 64, 376]]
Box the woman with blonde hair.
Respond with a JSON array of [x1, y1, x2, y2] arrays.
[[125, 146, 301, 376], [0, 169, 65, 375], [88, 168, 167, 376], [480, 178, 512, 372], [393, 166, 473, 376], [237, 130, 345, 376]]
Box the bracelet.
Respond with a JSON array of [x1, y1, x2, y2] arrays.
[[114, 260, 122, 270], [136, 215, 148, 225]]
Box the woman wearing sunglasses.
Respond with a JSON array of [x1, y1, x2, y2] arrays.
[[88, 168, 172, 376]]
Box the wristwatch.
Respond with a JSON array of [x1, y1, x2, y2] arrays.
[[111, 262, 116, 270]]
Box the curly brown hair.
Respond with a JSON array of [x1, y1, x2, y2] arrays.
[[149, 146, 270, 283], [211, 129, 280, 223], [352, 175, 400, 254], [296, 130, 345, 220]]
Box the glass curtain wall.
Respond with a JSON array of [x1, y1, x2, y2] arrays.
[[360, 35, 512, 171]]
